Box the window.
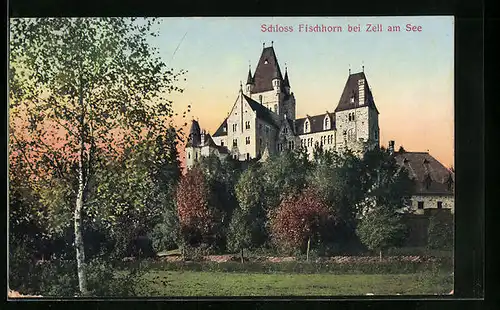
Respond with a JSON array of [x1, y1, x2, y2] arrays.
[[325, 117, 329, 129], [284, 127, 288, 134], [221, 141, 224, 146], [437, 201, 443, 209], [188, 152, 190, 159], [245, 121, 250, 129], [291, 141, 294, 150], [304, 121, 309, 133], [223, 126, 227, 132], [327, 135, 331, 144], [195, 153, 198, 160], [348, 114, 351, 121], [274, 104, 278, 113], [232, 124, 237, 132], [417, 201, 424, 209], [350, 96, 355, 103], [245, 137, 250, 145], [352, 113, 355, 121], [348, 129, 356, 141], [233, 155, 237, 159], [259, 95, 263, 103], [246, 153, 250, 160], [233, 139, 237, 147]]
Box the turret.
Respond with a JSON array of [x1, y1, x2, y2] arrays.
[[188, 119, 201, 147], [283, 66, 291, 95], [246, 65, 254, 95]]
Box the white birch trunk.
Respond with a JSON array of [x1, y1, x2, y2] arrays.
[[74, 164, 88, 295], [75, 71, 89, 296]]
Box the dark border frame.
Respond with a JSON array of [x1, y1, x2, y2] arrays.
[[4, 0, 485, 309]]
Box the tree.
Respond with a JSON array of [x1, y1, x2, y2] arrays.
[[227, 165, 267, 260], [9, 18, 185, 295], [356, 207, 406, 260], [175, 167, 217, 248], [427, 210, 454, 250], [269, 187, 331, 254], [260, 150, 312, 212], [194, 154, 242, 251], [308, 149, 367, 248]]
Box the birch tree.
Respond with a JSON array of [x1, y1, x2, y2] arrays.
[[9, 17, 185, 295]]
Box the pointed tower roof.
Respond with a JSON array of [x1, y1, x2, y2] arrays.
[[246, 66, 254, 85], [252, 45, 283, 93], [283, 66, 290, 87], [187, 119, 201, 147], [334, 71, 379, 114]]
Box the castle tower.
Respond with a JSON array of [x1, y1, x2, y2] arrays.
[[186, 119, 202, 169], [248, 42, 296, 121], [246, 65, 254, 95], [281, 66, 296, 120], [334, 69, 380, 153]]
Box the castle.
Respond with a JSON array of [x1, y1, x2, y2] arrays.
[[185, 43, 454, 215], [186, 43, 380, 166]]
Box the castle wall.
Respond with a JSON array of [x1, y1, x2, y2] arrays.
[[408, 195, 455, 214], [298, 129, 336, 160]]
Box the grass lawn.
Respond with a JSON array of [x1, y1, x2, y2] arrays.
[[139, 271, 453, 296]]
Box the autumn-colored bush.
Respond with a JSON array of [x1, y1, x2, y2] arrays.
[[175, 167, 216, 246], [270, 187, 332, 253]]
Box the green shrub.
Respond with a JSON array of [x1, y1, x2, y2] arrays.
[[9, 258, 147, 297], [131, 258, 452, 275], [427, 211, 454, 250]]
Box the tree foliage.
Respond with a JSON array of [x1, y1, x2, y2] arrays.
[[260, 150, 312, 212], [175, 167, 217, 246], [9, 17, 185, 295], [228, 165, 267, 253], [270, 187, 332, 253], [356, 207, 407, 258], [427, 210, 454, 250]]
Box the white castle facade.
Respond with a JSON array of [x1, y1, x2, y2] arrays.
[[186, 43, 380, 167]]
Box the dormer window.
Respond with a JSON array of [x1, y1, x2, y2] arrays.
[[350, 97, 355, 103], [264, 59, 268, 64], [304, 120, 310, 133], [324, 117, 330, 130], [424, 173, 432, 189]]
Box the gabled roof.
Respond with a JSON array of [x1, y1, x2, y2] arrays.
[[394, 151, 454, 195], [335, 72, 379, 114], [251, 46, 283, 93], [201, 133, 229, 154], [294, 112, 335, 135], [278, 117, 297, 136], [243, 94, 278, 128], [213, 118, 228, 137]]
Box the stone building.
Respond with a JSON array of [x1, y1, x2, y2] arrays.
[[185, 43, 380, 167], [392, 143, 455, 214]]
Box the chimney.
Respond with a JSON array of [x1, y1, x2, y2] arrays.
[[388, 140, 395, 155]]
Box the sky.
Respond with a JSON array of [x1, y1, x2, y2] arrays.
[[13, 17, 452, 168], [147, 17, 454, 168]]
